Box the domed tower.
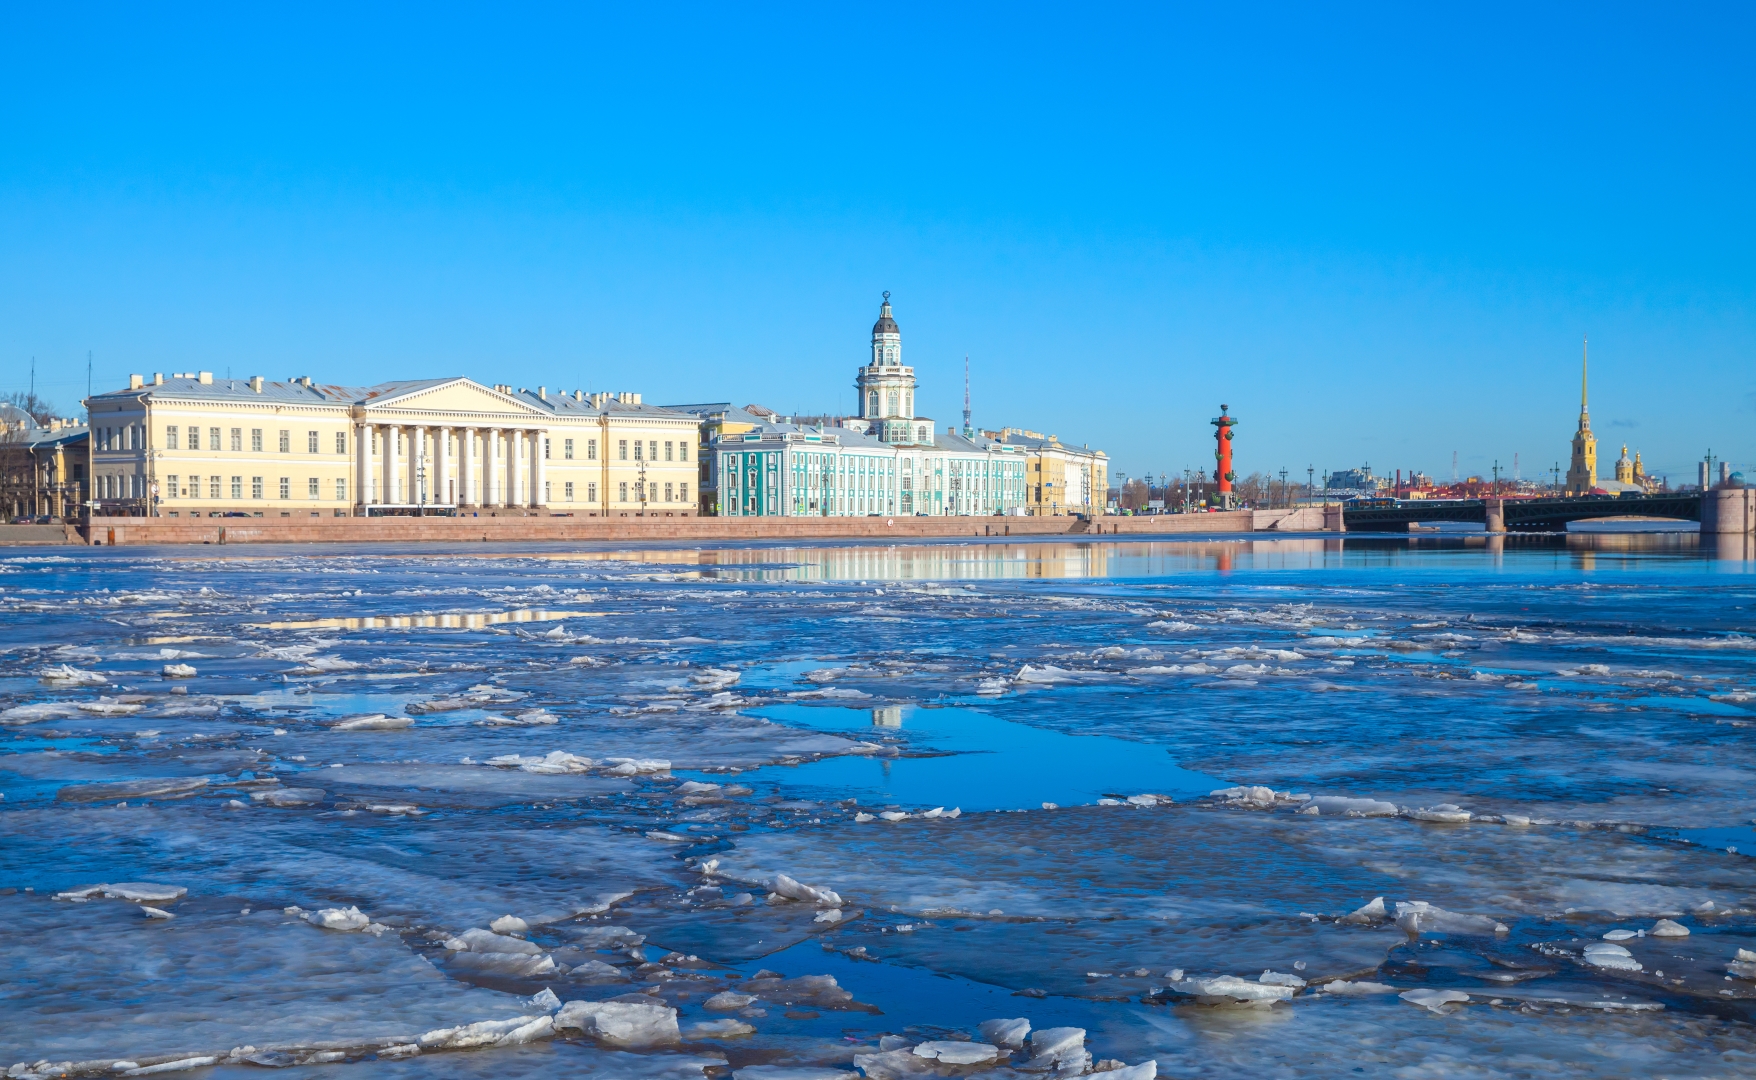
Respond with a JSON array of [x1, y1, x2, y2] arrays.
[[1564, 336, 1598, 494], [1614, 444, 1634, 485], [855, 292, 932, 445]]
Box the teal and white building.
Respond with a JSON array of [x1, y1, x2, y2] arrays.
[[712, 297, 1029, 517]]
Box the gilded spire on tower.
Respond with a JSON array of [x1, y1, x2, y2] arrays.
[[1581, 335, 1589, 413], [1565, 334, 1598, 495]]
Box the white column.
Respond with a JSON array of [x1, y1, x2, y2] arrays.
[[409, 425, 425, 506], [436, 426, 452, 506], [460, 427, 476, 507], [533, 429, 547, 508], [382, 425, 398, 505], [508, 430, 522, 508], [354, 422, 370, 509], [486, 429, 501, 506]]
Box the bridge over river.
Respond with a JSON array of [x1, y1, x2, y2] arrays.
[[1341, 492, 1706, 532]]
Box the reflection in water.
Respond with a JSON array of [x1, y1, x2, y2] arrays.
[[247, 608, 597, 630]]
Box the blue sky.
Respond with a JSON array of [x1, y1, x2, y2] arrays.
[[2, 3, 1752, 485]]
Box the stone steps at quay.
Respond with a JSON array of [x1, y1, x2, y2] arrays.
[[74, 510, 1266, 545], [0, 523, 84, 546]]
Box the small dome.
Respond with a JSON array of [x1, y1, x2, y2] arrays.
[[872, 295, 898, 337]]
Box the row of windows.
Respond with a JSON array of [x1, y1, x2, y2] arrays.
[[613, 439, 690, 462], [162, 475, 348, 500], [163, 426, 346, 455]]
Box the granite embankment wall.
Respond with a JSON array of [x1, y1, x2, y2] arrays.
[[78, 509, 1295, 546]]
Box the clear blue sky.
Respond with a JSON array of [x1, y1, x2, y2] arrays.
[[3, 3, 1752, 485]]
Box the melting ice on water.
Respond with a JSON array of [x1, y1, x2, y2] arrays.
[[1, 536, 1755, 1078]]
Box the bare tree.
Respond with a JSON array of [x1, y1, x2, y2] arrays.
[[3, 391, 59, 427]]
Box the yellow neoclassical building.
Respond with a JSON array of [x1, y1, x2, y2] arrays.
[[86, 372, 701, 518]]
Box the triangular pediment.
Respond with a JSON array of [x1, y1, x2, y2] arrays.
[[360, 378, 549, 418]]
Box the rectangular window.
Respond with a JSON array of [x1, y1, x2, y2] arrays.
[[679, 481, 689, 502], [307, 431, 318, 454], [618, 439, 627, 461], [588, 438, 597, 460], [251, 429, 263, 452], [618, 481, 628, 502], [231, 476, 242, 499], [167, 474, 179, 497], [231, 428, 242, 451], [335, 431, 346, 455], [166, 426, 179, 450], [565, 481, 574, 501], [631, 440, 641, 461], [587, 481, 597, 503], [210, 427, 221, 451], [543, 438, 550, 460], [209, 476, 220, 499], [664, 441, 673, 461], [252, 476, 263, 499], [336, 478, 347, 501], [679, 441, 688, 462], [663, 482, 673, 501], [279, 477, 290, 499], [649, 440, 657, 461], [307, 477, 319, 497], [564, 438, 574, 460], [278, 430, 290, 453], [544, 480, 551, 503], [188, 475, 200, 499]]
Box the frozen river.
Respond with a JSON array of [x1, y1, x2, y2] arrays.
[[2, 534, 1754, 1079]]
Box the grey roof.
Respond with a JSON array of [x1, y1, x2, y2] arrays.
[[88, 375, 401, 406], [661, 403, 768, 426], [872, 299, 899, 337], [4, 424, 89, 450]]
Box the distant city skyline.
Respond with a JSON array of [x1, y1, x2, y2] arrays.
[[1, 4, 1751, 485]]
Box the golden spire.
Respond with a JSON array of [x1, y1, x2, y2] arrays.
[[1581, 335, 1589, 412]]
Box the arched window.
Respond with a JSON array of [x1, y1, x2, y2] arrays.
[[867, 391, 878, 416], [917, 425, 927, 442], [904, 392, 912, 416], [887, 391, 899, 415]]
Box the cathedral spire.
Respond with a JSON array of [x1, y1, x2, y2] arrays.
[[1581, 335, 1589, 413]]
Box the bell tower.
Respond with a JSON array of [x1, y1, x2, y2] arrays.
[[1565, 336, 1598, 495], [854, 292, 931, 444]]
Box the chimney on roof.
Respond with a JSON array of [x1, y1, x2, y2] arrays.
[[574, 390, 583, 401], [538, 386, 546, 399], [129, 374, 144, 390], [153, 372, 164, 385], [249, 376, 264, 393], [198, 371, 213, 384]]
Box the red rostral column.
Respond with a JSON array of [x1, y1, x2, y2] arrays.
[[1211, 404, 1237, 509]]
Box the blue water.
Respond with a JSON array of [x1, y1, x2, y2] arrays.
[[2, 534, 1754, 1078]]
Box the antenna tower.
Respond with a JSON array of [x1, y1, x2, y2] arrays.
[[961, 355, 973, 438], [1451, 451, 1458, 483]]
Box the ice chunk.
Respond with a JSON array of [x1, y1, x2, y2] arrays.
[[330, 713, 414, 731], [39, 663, 106, 685], [769, 873, 843, 907], [686, 1018, 757, 1039], [1603, 929, 1638, 940], [1399, 988, 1470, 1012], [1089, 1064, 1156, 1080], [1395, 900, 1508, 935], [252, 787, 325, 807], [123, 1056, 219, 1075], [1014, 664, 1081, 684], [58, 777, 208, 802], [0, 702, 83, 724], [490, 914, 530, 934], [603, 757, 672, 775], [1307, 796, 1399, 818], [1582, 943, 1642, 971], [676, 781, 722, 795], [100, 882, 188, 903], [419, 1013, 554, 1048], [1319, 980, 1397, 995], [454, 927, 544, 954], [528, 988, 562, 1012], [161, 663, 197, 678], [1168, 975, 1295, 1003], [1259, 970, 1306, 987], [1406, 803, 1472, 823], [978, 1017, 1030, 1049], [1651, 918, 1690, 937], [554, 1000, 681, 1046], [704, 991, 756, 1011], [141, 905, 174, 919], [450, 951, 558, 977], [734, 1069, 858, 1080], [1020, 1026, 1088, 1072], [304, 906, 371, 931], [79, 700, 144, 715], [565, 959, 630, 980], [1339, 896, 1387, 924], [912, 1040, 999, 1065]]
